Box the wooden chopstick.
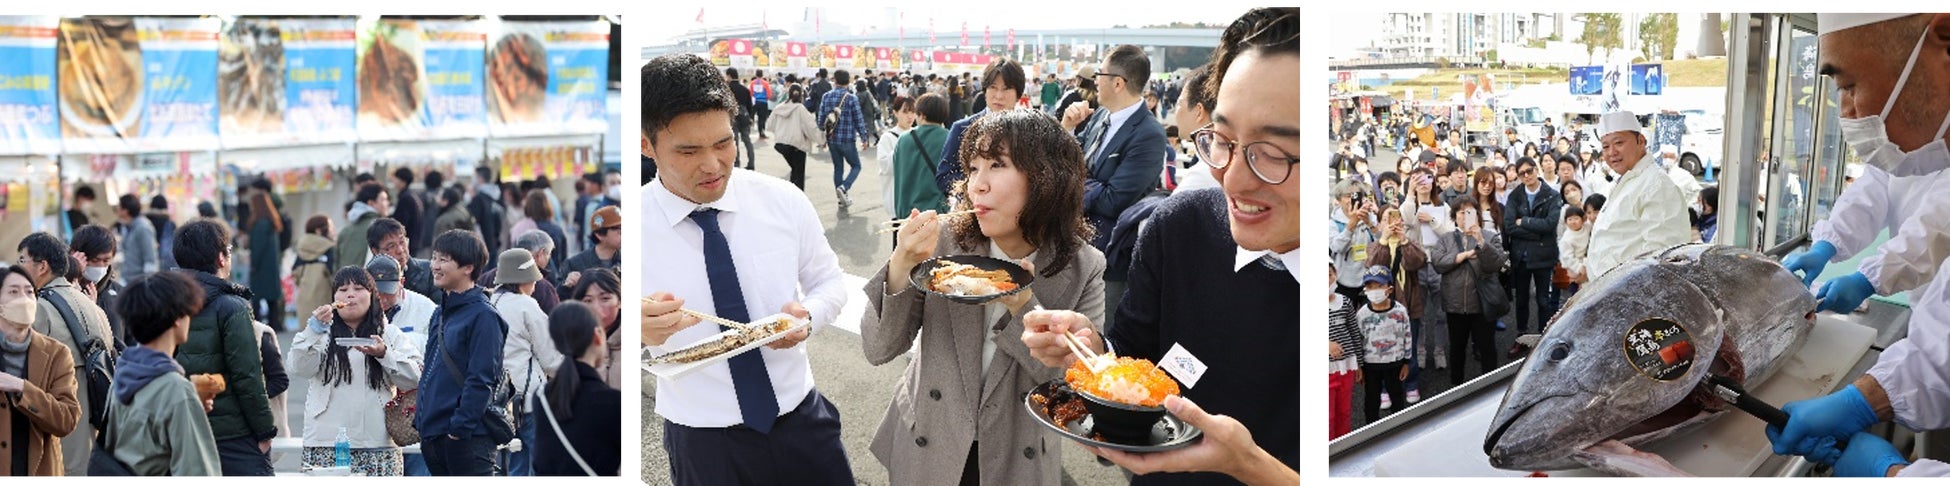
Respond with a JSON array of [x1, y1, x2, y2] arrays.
[[681, 308, 753, 330], [876, 210, 977, 233]]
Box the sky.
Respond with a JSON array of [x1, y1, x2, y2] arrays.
[[639, 4, 1259, 46]]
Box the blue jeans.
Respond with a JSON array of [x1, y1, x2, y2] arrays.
[[829, 142, 862, 192], [404, 453, 430, 476], [507, 411, 537, 476]]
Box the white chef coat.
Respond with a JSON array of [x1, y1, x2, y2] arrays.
[[1585, 152, 1692, 277]]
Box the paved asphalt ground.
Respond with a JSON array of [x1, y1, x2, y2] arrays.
[[639, 135, 1131, 485]]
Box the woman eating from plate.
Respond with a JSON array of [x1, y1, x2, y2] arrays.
[[288, 266, 424, 476], [860, 108, 1105, 486]]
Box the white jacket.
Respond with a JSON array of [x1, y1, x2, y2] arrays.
[[491, 291, 562, 406], [767, 102, 823, 152], [1810, 164, 1950, 434], [1585, 153, 1692, 277], [877, 126, 908, 220], [392, 289, 438, 353], [1558, 224, 1591, 279], [288, 320, 424, 448]]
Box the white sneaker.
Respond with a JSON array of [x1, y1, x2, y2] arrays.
[[1434, 350, 1448, 369], [1379, 393, 1393, 410], [838, 188, 852, 207], [1407, 390, 1421, 404]]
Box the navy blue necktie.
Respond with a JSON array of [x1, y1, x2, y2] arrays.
[[688, 208, 780, 433]]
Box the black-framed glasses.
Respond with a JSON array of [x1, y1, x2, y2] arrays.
[[1191, 124, 1299, 185]]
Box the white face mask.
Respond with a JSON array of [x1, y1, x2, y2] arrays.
[[1838, 28, 1950, 177], [606, 186, 621, 200], [1365, 289, 1389, 304], [84, 265, 109, 283], [0, 298, 35, 325]]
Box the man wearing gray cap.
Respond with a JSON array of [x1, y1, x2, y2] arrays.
[[1582, 110, 1692, 277], [368, 255, 437, 353]]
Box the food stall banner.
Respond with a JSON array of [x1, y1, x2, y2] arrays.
[[0, 17, 60, 155], [356, 19, 430, 141], [727, 38, 755, 70], [831, 45, 857, 72], [708, 38, 730, 67], [58, 18, 222, 154], [419, 20, 486, 139], [218, 18, 358, 148], [786, 41, 808, 73], [487, 21, 608, 137], [874, 47, 893, 72]]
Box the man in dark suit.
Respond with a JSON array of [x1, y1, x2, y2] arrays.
[[1060, 44, 1168, 252]]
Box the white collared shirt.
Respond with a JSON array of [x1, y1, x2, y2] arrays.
[[1234, 245, 1303, 284], [642, 170, 850, 428], [1093, 100, 1149, 160]]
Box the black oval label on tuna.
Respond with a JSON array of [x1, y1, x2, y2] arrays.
[[1624, 318, 1693, 381]]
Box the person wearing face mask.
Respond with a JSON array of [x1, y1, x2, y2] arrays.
[[0, 265, 82, 476], [15, 232, 113, 476], [1766, 13, 1950, 478], [68, 225, 123, 347]]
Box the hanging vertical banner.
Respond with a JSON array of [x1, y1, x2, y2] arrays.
[[357, 19, 429, 141], [727, 38, 755, 70], [488, 20, 609, 136], [785, 41, 808, 74], [765, 40, 787, 70], [831, 45, 855, 71], [0, 16, 60, 155], [814, 44, 834, 69], [751, 40, 773, 70], [58, 18, 222, 154], [420, 19, 486, 139]]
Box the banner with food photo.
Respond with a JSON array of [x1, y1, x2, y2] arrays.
[[708, 38, 730, 67], [356, 19, 430, 141], [218, 18, 359, 147], [812, 44, 832, 69], [59, 18, 222, 154], [761, 40, 784, 70], [487, 20, 608, 137], [0, 16, 60, 155], [419, 20, 486, 139], [830, 45, 856, 71]]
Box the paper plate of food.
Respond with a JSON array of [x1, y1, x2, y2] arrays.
[[641, 313, 809, 379], [909, 255, 1035, 304], [1023, 357, 1202, 452]]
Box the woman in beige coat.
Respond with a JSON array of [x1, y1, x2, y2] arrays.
[[292, 216, 338, 320], [765, 83, 824, 189], [0, 266, 81, 476], [862, 110, 1105, 486]]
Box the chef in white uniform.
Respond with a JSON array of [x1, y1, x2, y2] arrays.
[[1768, 12, 1950, 478], [1581, 110, 1693, 278]]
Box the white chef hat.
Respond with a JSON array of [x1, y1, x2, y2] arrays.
[[1599, 111, 1643, 138], [1818, 14, 1915, 36]]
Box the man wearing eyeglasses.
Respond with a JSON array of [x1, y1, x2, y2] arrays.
[[1061, 44, 1170, 255], [1585, 110, 1692, 278], [1023, 7, 1299, 485]]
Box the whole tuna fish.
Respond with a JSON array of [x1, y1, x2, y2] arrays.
[[1483, 244, 1816, 475]]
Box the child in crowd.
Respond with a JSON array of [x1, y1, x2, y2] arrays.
[[1327, 264, 1363, 440], [1356, 266, 1411, 424], [1558, 206, 1592, 297]]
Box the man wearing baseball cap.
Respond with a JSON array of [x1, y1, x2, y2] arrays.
[[366, 254, 437, 476], [1582, 110, 1692, 277], [1768, 13, 1950, 478], [561, 206, 621, 292]]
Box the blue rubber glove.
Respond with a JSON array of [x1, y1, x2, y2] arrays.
[[1816, 272, 1876, 314], [1833, 432, 1911, 477], [1782, 240, 1838, 288], [1766, 385, 1882, 460]]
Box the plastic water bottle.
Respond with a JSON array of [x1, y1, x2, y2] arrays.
[[334, 426, 351, 467]]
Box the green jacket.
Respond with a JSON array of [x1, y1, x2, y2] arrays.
[[337, 205, 380, 271], [1041, 81, 1061, 107], [893, 124, 951, 216], [105, 365, 220, 476], [174, 270, 277, 442]]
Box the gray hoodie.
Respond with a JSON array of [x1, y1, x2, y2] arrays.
[[105, 345, 221, 476]]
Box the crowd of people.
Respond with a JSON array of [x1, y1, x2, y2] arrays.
[[1328, 107, 1710, 437], [1, 166, 625, 476], [641, 6, 1297, 485]]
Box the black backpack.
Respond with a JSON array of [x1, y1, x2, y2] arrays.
[[41, 288, 115, 430], [822, 92, 854, 142]]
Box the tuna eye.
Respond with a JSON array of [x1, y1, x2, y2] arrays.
[[1548, 343, 1571, 361]]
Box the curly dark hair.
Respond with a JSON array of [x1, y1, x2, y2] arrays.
[[950, 110, 1092, 277], [1203, 8, 1298, 107], [641, 54, 738, 144], [320, 266, 389, 391]]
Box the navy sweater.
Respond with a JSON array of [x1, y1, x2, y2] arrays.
[[415, 286, 507, 439]]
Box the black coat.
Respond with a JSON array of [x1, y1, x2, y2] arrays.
[[1502, 184, 1562, 270], [533, 362, 621, 476]]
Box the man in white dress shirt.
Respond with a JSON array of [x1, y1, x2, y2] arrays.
[[637, 53, 856, 485], [1583, 110, 1692, 278]]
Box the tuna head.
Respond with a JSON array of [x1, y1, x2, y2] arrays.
[[1484, 258, 1726, 471]]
